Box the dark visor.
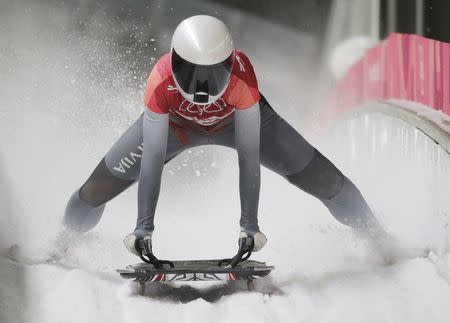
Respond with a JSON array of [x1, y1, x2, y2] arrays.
[[171, 49, 233, 99]]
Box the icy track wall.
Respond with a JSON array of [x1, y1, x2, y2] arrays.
[[320, 33, 450, 152], [316, 31, 450, 268]]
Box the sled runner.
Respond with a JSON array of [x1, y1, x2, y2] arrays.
[[117, 236, 274, 295]]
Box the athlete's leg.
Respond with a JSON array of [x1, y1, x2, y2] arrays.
[[64, 114, 202, 232], [257, 96, 381, 232], [211, 95, 381, 232]]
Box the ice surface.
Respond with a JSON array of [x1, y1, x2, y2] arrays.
[[0, 1, 449, 323]]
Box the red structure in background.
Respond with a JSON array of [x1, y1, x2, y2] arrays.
[[320, 33, 450, 130]]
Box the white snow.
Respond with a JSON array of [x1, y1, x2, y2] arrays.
[[1, 1, 450, 323], [328, 36, 377, 80]]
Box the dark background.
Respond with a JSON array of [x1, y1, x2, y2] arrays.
[[380, 0, 450, 42]]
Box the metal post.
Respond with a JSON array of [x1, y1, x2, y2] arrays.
[[370, 0, 381, 40], [415, 0, 424, 35], [387, 0, 397, 34]]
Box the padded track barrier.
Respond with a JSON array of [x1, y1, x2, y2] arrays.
[[319, 33, 450, 143]]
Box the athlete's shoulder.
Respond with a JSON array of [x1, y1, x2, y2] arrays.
[[225, 50, 260, 109], [144, 52, 172, 113], [147, 53, 172, 86], [232, 50, 257, 82]]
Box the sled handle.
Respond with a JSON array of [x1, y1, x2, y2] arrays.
[[137, 240, 174, 269], [218, 237, 254, 268]]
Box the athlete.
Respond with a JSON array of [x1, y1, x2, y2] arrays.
[[64, 15, 384, 260]]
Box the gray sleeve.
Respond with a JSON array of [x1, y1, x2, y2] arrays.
[[234, 102, 261, 234], [135, 108, 169, 236]]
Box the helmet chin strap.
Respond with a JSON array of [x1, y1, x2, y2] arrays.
[[193, 80, 209, 103], [193, 92, 209, 103]]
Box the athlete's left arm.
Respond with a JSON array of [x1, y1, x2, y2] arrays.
[[234, 102, 261, 234]]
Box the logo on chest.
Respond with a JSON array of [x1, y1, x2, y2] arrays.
[[178, 98, 228, 115], [168, 84, 234, 125]]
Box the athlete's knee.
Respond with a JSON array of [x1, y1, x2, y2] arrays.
[[286, 150, 379, 230], [64, 158, 134, 232], [320, 177, 378, 230], [285, 149, 344, 199], [64, 190, 106, 232]]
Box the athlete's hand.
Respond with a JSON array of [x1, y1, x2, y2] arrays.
[[239, 228, 267, 252], [123, 230, 153, 257]]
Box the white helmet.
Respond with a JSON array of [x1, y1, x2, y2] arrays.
[[171, 15, 234, 105]]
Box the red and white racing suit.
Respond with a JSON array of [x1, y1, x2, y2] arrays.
[[64, 50, 381, 239]]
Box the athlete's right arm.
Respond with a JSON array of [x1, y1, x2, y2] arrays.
[[134, 108, 169, 237]]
